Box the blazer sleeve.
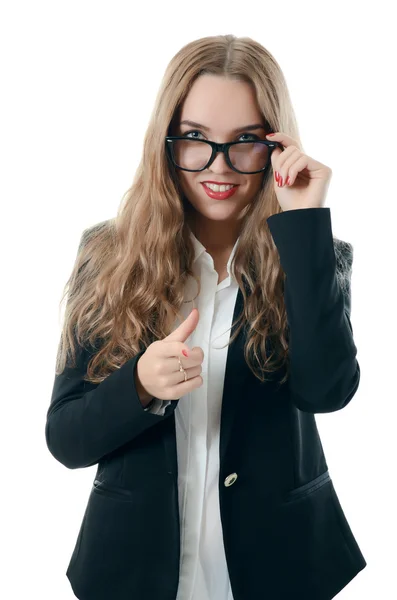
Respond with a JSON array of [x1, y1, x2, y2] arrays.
[[45, 225, 176, 470], [45, 341, 177, 470], [266, 207, 360, 414]]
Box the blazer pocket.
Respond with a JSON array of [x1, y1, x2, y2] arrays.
[[282, 469, 331, 503], [92, 479, 134, 501]]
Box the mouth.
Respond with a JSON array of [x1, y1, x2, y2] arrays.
[[201, 181, 240, 186], [200, 182, 240, 200]]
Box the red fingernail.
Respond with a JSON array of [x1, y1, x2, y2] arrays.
[[182, 350, 188, 357], [275, 171, 279, 182], [267, 133, 276, 136]]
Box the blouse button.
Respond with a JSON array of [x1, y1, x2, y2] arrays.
[[224, 473, 238, 487]]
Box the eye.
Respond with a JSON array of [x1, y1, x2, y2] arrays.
[[183, 130, 204, 139], [182, 130, 260, 141], [239, 133, 260, 141]]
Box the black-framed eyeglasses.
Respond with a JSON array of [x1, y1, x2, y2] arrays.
[[165, 136, 284, 175]]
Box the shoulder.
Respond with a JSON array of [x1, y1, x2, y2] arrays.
[[332, 237, 354, 299], [78, 219, 114, 253], [333, 237, 354, 273]]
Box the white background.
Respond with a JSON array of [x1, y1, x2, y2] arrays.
[[1, 1, 395, 598]]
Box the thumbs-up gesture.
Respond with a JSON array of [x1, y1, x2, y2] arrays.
[[135, 308, 204, 403]]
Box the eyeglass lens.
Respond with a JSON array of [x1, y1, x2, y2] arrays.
[[171, 139, 269, 173]]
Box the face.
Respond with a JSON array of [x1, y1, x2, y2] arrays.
[[169, 74, 269, 243]]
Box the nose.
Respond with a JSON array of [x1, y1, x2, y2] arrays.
[[208, 148, 233, 173]]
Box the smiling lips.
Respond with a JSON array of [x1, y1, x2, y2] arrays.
[[202, 181, 239, 186], [201, 182, 239, 200]]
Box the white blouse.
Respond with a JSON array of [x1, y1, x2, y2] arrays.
[[144, 228, 240, 600]]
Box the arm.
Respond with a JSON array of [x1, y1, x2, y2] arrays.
[[45, 342, 176, 469], [45, 226, 175, 470], [266, 207, 360, 413]]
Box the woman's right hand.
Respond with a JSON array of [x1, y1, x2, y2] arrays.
[[136, 308, 204, 402]]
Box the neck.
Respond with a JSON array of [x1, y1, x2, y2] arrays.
[[186, 211, 240, 253]]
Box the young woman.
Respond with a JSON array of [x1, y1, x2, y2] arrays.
[[45, 34, 367, 600]]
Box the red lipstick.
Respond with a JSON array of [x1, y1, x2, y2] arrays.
[[200, 182, 239, 200]]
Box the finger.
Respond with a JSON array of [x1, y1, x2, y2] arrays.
[[265, 131, 298, 148], [168, 363, 203, 386], [164, 308, 199, 345], [173, 346, 204, 368], [269, 146, 283, 173], [168, 373, 203, 400], [276, 148, 302, 182], [160, 341, 203, 366], [283, 154, 310, 186]]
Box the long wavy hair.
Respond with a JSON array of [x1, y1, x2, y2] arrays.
[[55, 34, 309, 386]]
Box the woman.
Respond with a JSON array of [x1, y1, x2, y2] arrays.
[[45, 34, 367, 600]]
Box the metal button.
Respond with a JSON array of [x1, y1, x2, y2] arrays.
[[224, 473, 238, 487]]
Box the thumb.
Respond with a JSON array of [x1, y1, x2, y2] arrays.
[[164, 308, 199, 345]]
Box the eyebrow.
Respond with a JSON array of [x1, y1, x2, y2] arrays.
[[179, 120, 266, 134]]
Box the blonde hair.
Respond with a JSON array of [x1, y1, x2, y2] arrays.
[[55, 34, 340, 387]]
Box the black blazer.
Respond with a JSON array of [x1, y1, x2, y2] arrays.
[[45, 208, 367, 600]]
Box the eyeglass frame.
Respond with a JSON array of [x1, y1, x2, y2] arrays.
[[164, 136, 284, 175]]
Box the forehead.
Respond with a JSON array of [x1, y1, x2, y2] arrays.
[[178, 75, 264, 131]]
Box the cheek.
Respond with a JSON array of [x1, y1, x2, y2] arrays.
[[180, 175, 203, 201], [178, 172, 194, 188], [244, 177, 263, 198], [186, 174, 199, 186]]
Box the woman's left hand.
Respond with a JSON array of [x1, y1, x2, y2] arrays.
[[266, 132, 332, 212]]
